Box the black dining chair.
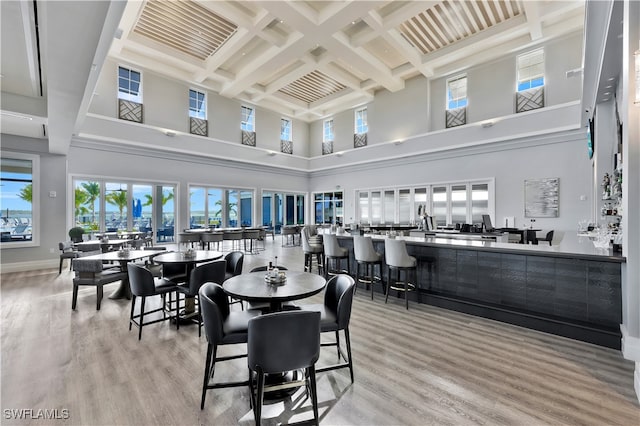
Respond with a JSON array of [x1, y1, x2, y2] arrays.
[[300, 274, 356, 382], [127, 263, 180, 340], [199, 282, 259, 410], [248, 310, 321, 425], [177, 259, 226, 336], [224, 251, 244, 309]]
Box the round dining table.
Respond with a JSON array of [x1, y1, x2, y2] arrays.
[[223, 271, 326, 312], [153, 250, 224, 317]]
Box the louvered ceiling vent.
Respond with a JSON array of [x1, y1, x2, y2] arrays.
[[278, 71, 347, 104], [133, 0, 237, 61]]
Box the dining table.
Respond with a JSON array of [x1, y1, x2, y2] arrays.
[[223, 271, 326, 312], [75, 238, 132, 253], [152, 250, 224, 318], [79, 249, 153, 299]]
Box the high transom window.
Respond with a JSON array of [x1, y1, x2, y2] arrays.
[[355, 108, 368, 134], [447, 75, 467, 110], [118, 66, 142, 103], [241, 106, 255, 132], [517, 49, 544, 92], [189, 89, 206, 120], [281, 118, 292, 141]]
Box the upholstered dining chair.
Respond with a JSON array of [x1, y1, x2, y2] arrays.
[[199, 282, 259, 410], [384, 238, 418, 310], [72, 258, 128, 310], [353, 235, 384, 299], [223, 251, 244, 309], [300, 274, 356, 383], [127, 263, 180, 340], [177, 259, 226, 336], [248, 310, 321, 425], [59, 240, 79, 273]]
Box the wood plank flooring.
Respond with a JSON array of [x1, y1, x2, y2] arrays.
[[1, 237, 639, 425]]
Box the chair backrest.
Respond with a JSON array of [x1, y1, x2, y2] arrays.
[[189, 259, 226, 296], [201, 232, 223, 243], [127, 263, 158, 297], [323, 274, 356, 330], [323, 233, 343, 257], [545, 230, 554, 242], [243, 229, 260, 239], [224, 251, 244, 276], [73, 258, 103, 273], [384, 238, 414, 268], [353, 235, 378, 262], [223, 230, 243, 241], [249, 265, 288, 272], [76, 242, 101, 253], [199, 282, 231, 345], [248, 311, 321, 374], [68, 227, 85, 243], [59, 241, 74, 252], [301, 226, 312, 252]]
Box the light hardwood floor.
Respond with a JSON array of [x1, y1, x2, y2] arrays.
[[1, 237, 639, 425]]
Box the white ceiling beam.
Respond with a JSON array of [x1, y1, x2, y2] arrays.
[[18, 1, 40, 97], [522, 1, 543, 40], [109, 0, 144, 55], [193, 27, 251, 82]]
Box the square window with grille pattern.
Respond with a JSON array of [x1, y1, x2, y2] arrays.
[[355, 108, 368, 134], [190, 117, 208, 136], [447, 75, 467, 110], [242, 130, 256, 146], [322, 141, 333, 155], [354, 133, 367, 148], [281, 140, 293, 154], [446, 107, 466, 128], [516, 87, 544, 113], [118, 99, 143, 123], [323, 119, 334, 143], [281, 118, 292, 142]]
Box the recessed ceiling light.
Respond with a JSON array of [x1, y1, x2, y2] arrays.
[[279, 19, 284, 24], [604, 92, 611, 95], [608, 77, 616, 81], [603, 98, 610, 101], [351, 21, 356, 25]]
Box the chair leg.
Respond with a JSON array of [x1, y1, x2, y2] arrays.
[[254, 370, 265, 425], [335, 330, 341, 360], [138, 297, 146, 340], [308, 365, 319, 425], [385, 266, 390, 304], [200, 343, 213, 409], [197, 295, 202, 337], [344, 328, 354, 383], [405, 270, 409, 310], [96, 284, 103, 310], [175, 292, 180, 331], [129, 295, 136, 331], [72, 283, 79, 310], [59, 258, 64, 274]]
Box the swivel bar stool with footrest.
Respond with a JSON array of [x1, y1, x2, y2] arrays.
[[384, 238, 418, 310]]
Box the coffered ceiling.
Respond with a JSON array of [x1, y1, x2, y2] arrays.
[[1, 0, 587, 154], [110, 0, 585, 121]]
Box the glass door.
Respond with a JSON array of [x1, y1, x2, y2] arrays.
[[132, 184, 152, 234], [296, 195, 305, 225], [158, 185, 175, 243], [104, 182, 128, 231], [207, 189, 223, 228]]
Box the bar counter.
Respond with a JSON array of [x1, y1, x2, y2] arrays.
[[335, 232, 625, 349]]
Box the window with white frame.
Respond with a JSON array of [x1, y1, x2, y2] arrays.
[[241, 106, 255, 132], [517, 49, 544, 92], [281, 118, 292, 141], [0, 154, 39, 247], [118, 66, 142, 103], [355, 108, 368, 134], [356, 180, 493, 228], [446, 75, 467, 110], [323, 119, 334, 142], [189, 89, 206, 120]]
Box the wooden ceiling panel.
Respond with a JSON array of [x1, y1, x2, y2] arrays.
[[278, 71, 347, 104]]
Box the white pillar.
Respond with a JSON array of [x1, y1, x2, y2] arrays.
[[620, 0, 640, 404]]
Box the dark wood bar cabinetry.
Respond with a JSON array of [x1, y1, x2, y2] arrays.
[[337, 235, 624, 349]]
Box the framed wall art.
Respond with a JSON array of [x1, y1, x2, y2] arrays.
[[525, 178, 559, 218]]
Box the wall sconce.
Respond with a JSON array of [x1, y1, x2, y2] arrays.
[[335, 151, 344, 157], [163, 130, 176, 137], [635, 41, 640, 105], [481, 120, 494, 128], [267, 150, 277, 156]]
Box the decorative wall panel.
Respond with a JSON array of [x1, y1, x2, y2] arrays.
[[281, 140, 293, 154], [516, 87, 544, 113], [446, 107, 466, 128], [118, 99, 143, 123], [322, 141, 333, 155], [354, 133, 367, 148], [241, 130, 256, 146], [190, 117, 208, 136]]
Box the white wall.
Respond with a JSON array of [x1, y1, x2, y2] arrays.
[[0, 135, 68, 267], [309, 129, 592, 237], [89, 58, 309, 152], [431, 32, 584, 131]]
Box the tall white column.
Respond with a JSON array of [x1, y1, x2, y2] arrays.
[[620, 0, 640, 403]]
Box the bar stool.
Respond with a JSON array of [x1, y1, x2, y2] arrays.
[[384, 238, 418, 310], [223, 230, 243, 251], [281, 226, 297, 247], [201, 232, 222, 250], [323, 233, 350, 278], [353, 235, 384, 299], [242, 229, 260, 254], [178, 232, 200, 249], [302, 226, 324, 275]]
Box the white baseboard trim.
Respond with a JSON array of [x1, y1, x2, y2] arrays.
[[0, 259, 58, 273]]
